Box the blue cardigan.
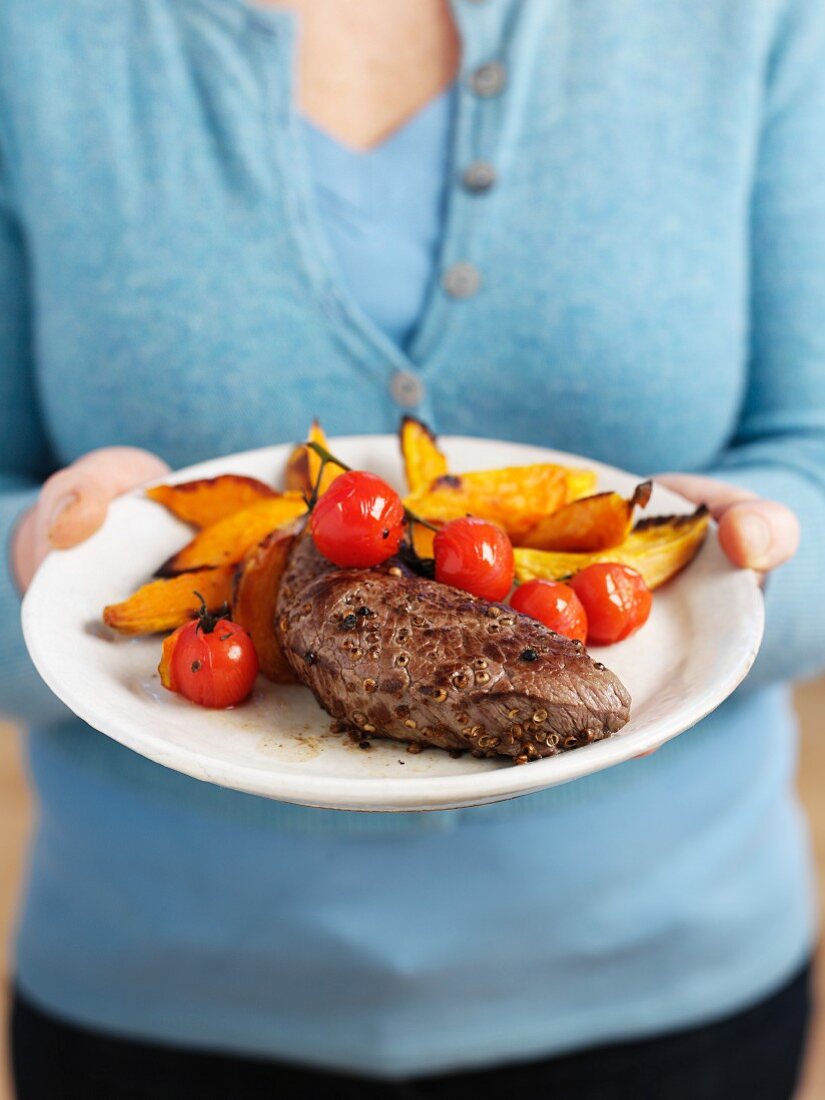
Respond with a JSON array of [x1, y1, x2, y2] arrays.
[[2, 0, 825, 1077]]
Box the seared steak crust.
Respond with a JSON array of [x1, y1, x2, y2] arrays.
[[275, 536, 631, 761]]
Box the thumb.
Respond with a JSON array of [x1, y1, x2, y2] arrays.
[[35, 448, 169, 564]]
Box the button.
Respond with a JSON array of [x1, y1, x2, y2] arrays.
[[442, 262, 481, 300], [390, 370, 425, 408], [462, 161, 497, 193], [469, 61, 507, 98]]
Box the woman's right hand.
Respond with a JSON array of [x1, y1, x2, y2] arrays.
[[12, 447, 170, 593]]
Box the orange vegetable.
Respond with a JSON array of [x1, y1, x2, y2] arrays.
[[410, 520, 439, 560], [103, 566, 235, 635], [284, 420, 347, 499], [405, 465, 597, 543], [513, 506, 710, 591], [146, 475, 276, 528], [157, 495, 307, 576], [400, 416, 449, 493], [521, 481, 652, 552], [232, 524, 301, 683]]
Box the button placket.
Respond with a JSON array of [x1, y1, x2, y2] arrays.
[[251, 9, 438, 412], [397, 3, 510, 367]]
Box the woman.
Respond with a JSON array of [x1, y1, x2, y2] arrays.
[[3, 0, 823, 1096]]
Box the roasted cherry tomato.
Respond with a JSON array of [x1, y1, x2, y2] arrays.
[[569, 562, 652, 646], [433, 517, 515, 602], [311, 470, 406, 568], [510, 579, 588, 644], [159, 599, 259, 708]]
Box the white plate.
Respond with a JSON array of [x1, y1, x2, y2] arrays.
[[21, 436, 763, 812]]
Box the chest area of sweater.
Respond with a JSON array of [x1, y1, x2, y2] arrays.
[[15, 2, 764, 473]]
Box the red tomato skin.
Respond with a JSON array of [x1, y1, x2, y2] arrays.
[[311, 470, 406, 568], [163, 618, 259, 708], [569, 563, 652, 646], [510, 579, 588, 644], [433, 517, 515, 602]]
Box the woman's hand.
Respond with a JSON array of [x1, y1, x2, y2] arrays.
[[654, 473, 800, 575], [631, 473, 799, 763], [12, 447, 170, 593]]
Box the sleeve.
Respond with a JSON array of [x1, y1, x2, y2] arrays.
[[0, 125, 69, 725], [701, 0, 825, 690]]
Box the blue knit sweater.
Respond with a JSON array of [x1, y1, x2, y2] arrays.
[[2, 0, 825, 1077]]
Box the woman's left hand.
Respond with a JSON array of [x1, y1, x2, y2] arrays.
[[654, 473, 800, 576]]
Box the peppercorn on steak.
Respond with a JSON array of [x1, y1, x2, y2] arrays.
[[275, 535, 631, 761]]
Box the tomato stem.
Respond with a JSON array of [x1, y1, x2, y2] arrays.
[[305, 441, 439, 533], [192, 590, 229, 634]]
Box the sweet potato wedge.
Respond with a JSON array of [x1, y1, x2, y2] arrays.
[[157, 495, 307, 576], [103, 566, 235, 635], [405, 465, 598, 542], [409, 520, 439, 560], [521, 481, 652, 552], [400, 416, 449, 493], [284, 420, 346, 499], [232, 523, 301, 683], [513, 506, 710, 590], [146, 475, 276, 528]]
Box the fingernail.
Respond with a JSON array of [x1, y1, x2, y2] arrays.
[[47, 493, 79, 546], [739, 513, 772, 566]]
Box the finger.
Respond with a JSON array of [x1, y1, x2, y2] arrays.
[[71, 446, 170, 496], [654, 473, 757, 518], [34, 449, 170, 563], [33, 467, 111, 564], [11, 506, 38, 592], [717, 499, 800, 572]]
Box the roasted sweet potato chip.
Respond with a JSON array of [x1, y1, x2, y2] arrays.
[[513, 506, 710, 590], [146, 475, 276, 528], [409, 520, 439, 560], [157, 495, 307, 576], [284, 420, 346, 499], [103, 566, 235, 635], [521, 481, 652, 552], [405, 465, 598, 542], [400, 416, 448, 493], [232, 524, 301, 683]]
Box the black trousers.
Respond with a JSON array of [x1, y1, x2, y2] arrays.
[[10, 963, 812, 1100]]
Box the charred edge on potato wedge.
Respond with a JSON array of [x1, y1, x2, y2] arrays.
[[520, 480, 653, 552], [405, 465, 598, 542], [146, 475, 276, 528], [102, 565, 235, 635], [156, 495, 308, 576], [513, 505, 710, 590]]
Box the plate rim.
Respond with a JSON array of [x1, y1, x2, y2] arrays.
[[21, 435, 765, 811]]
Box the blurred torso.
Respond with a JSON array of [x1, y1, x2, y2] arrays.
[[1, 0, 814, 1077]]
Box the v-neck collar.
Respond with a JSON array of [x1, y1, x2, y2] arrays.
[[211, 0, 516, 414], [298, 86, 457, 218]]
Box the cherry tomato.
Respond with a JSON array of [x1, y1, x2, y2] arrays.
[[311, 470, 406, 568], [159, 600, 259, 708], [569, 562, 652, 646], [510, 579, 588, 644], [433, 517, 515, 601]]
